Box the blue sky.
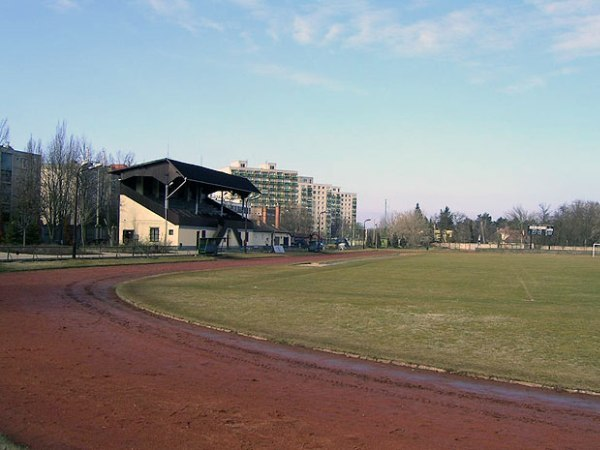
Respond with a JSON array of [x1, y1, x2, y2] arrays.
[[2, 0, 599, 222]]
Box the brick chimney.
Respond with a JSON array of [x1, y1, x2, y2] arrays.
[[262, 206, 268, 225], [275, 205, 281, 229]]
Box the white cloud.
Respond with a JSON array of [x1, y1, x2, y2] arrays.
[[251, 63, 363, 94], [552, 15, 600, 56], [229, 0, 268, 20], [528, 0, 600, 57], [293, 16, 314, 44], [346, 8, 483, 56], [227, 0, 598, 92], [240, 31, 260, 53], [551, 66, 579, 76], [503, 76, 546, 94], [527, 0, 596, 15], [324, 24, 344, 43], [144, 0, 197, 32], [47, 0, 79, 12], [143, 0, 224, 33], [255, 3, 519, 58], [230, 0, 264, 9], [228, 1, 600, 61]]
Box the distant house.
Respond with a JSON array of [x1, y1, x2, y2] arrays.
[[497, 226, 525, 245], [251, 222, 293, 248], [112, 158, 262, 250]]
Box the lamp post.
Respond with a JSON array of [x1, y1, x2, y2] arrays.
[[72, 166, 83, 259], [243, 196, 248, 253], [94, 165, 103, 243], [72, 161, 101, 259], [163, 177, 187, 248], [318, 210, 328, 243], [374, 222, 378, 249], [363, 218, 371, 249], [164, 181, 172, 248]]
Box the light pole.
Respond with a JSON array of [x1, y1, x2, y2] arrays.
[[243, 196, 248, 253], [72, 161, 101, 259], [363, 218, 371, 249], [374, 222, 378, 249], [318, 210, 328, 242], [164, 177, 187, 248], [164, 181, 172, 248], [92, 164, 104, 243]]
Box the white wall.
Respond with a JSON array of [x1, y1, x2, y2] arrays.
[[119, 195, 174, 245], [247, 230, 291, 247], [120, 195, 292, 249]]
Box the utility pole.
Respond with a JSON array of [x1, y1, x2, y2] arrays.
[[95, 167, 101, 242], [384, 199, 388, 224]]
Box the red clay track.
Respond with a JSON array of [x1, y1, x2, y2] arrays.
[[1, 253, 599, 449]]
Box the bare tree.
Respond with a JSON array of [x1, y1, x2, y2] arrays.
[[475, 212, 496, 244], [538, 203, 552, 224], [507, 205, 535, 245], [281, 206, 312, 236], [109, 149, 135, 166], [552, 200, 600, 246], [0, 118, 9, 146], [453, 212, 474, 243], [75, 146, 134, 246], [41, 122, 80, 243], [387, 208, 431, 248], [75, 138, 99, 246]]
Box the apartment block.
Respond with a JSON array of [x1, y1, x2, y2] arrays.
[[221, 160, 299, 210], [299, 177, 357, 238], [221, 160, 357, 238], [0, 144, 42, 236]]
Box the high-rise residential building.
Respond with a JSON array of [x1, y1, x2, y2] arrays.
[[340, 192, 358, 237], [221, 160, 299, 210], [298, 176, 314, 216], [220, 160, 356, 238], [298, 177, 357, 239]]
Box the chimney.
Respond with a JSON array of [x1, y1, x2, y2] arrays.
[[275, 205, 281, 229], [262, 206, 268, 225]]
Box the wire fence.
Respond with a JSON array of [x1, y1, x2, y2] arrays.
[[438, 242, 595, 254], [0, 243, 199, 262]]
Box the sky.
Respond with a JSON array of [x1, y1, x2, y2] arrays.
[[2, 0, 599, 222]]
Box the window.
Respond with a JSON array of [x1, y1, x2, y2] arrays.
[[149, 227, 160, 242]]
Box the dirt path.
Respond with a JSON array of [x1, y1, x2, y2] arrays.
[[1, 253, 599, 449]]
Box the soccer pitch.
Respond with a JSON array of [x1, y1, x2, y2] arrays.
[[117, 252, 600, 392]]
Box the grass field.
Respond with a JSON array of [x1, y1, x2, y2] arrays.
[[117, 251, 600, 392], [0, 255, 219, 272], [0, 434, 27, 450]]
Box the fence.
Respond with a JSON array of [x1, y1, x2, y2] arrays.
[[0, 243, 199, 262], [438, 242, 593, 253]]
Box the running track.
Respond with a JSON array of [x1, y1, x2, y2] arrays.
[[1, 253, 599, 449]]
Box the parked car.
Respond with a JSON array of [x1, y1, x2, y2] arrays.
[[308, 241, 324, 252], [334, 238, 350, 250]]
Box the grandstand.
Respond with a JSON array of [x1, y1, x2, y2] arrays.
[[113, 158, 289, 250]]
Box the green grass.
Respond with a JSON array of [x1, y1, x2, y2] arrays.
[[0, 434, 27, 450], [117, 252, 600, 392], [0, 255, 216, 272]]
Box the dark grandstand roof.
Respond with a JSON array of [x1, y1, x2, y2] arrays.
[[112, 158, 259, 197]]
